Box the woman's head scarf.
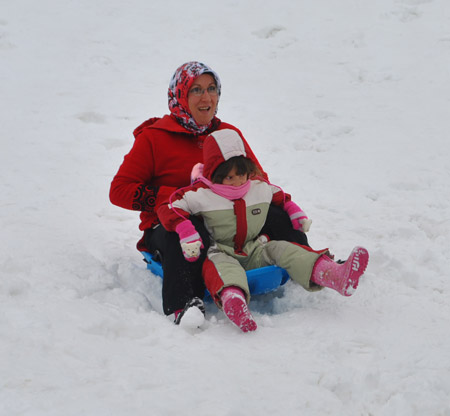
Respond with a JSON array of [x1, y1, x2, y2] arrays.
[[168, 61, 221, 134]]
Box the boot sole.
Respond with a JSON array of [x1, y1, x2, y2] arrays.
[[343, 246, 369, 296]]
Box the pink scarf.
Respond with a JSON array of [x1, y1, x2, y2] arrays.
[[199, 176, 250, 200]]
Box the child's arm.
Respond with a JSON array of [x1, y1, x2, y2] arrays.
[[283, 201, 312, 233], [270, 185, 312, 233], [175, 220, 203, 262], [157, 188, 203, 262]]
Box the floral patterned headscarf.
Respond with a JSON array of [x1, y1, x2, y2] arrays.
[[168, 61, 221, 134]]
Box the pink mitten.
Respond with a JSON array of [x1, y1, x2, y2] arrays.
[[175, 220, 204, 262], [283, 201, 312, 233], [190, 163, 204, 183]]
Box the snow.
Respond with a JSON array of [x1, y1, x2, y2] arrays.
[[1, 0, 450, 414]]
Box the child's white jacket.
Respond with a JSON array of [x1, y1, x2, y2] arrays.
[[157, 129, 325, 303], [158, 176, 286, 257]]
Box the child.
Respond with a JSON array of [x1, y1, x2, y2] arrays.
[[157, 129, 369, 332]]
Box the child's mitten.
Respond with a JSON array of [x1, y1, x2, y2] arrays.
[[283, 201, 312, 233], [175, 220, 204, 262]]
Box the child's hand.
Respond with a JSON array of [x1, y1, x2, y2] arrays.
[[180, 240, 202, 260], [283, 201, 312, 233], [175, 220, 204, 262]]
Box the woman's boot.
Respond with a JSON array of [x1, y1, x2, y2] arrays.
[[311, 247, 369, 296]]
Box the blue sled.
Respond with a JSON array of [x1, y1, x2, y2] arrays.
[[141, 251, 290, 297]]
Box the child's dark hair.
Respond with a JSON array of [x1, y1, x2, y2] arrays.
[[211, 156, 262, 184]]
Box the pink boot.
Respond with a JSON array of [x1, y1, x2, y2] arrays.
[[221, 286, 257, 332], [311, 247, 369, 296]]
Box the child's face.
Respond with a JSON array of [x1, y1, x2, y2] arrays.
[[222, 167, 248, 187]]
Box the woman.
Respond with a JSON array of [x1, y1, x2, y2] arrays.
[[109, 61, 309, 326]]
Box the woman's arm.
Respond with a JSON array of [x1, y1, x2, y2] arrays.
[[109, 134, 177, 214]]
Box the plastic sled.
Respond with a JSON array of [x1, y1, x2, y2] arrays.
[[141, 251, 290, 298]]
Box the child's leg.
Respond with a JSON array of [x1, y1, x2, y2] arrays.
[[263, 241, 369, 296], [202, 250, 257, 332], [262, 241, 327, 291], [202, 250, 250, 302]]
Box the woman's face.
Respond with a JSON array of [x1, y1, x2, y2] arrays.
[[187, 74, 218, 126]]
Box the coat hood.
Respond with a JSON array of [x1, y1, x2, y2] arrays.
[[202, 129, 248, 180]]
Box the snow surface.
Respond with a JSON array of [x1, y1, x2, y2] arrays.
[[1, 0, 450, 415]]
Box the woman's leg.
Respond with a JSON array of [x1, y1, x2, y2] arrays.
[[261, 205, 309, 247], [144, 216, 210, 316]]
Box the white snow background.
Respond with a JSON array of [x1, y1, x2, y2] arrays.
[[1, 0, 450, 415]]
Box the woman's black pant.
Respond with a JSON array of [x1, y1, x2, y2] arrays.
[[144, 205, 309, 315]]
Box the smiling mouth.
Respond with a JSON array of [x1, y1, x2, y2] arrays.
[[198, 107, 211, 111]]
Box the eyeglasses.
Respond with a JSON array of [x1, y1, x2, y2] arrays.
[[188, 85, 218, 96]]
